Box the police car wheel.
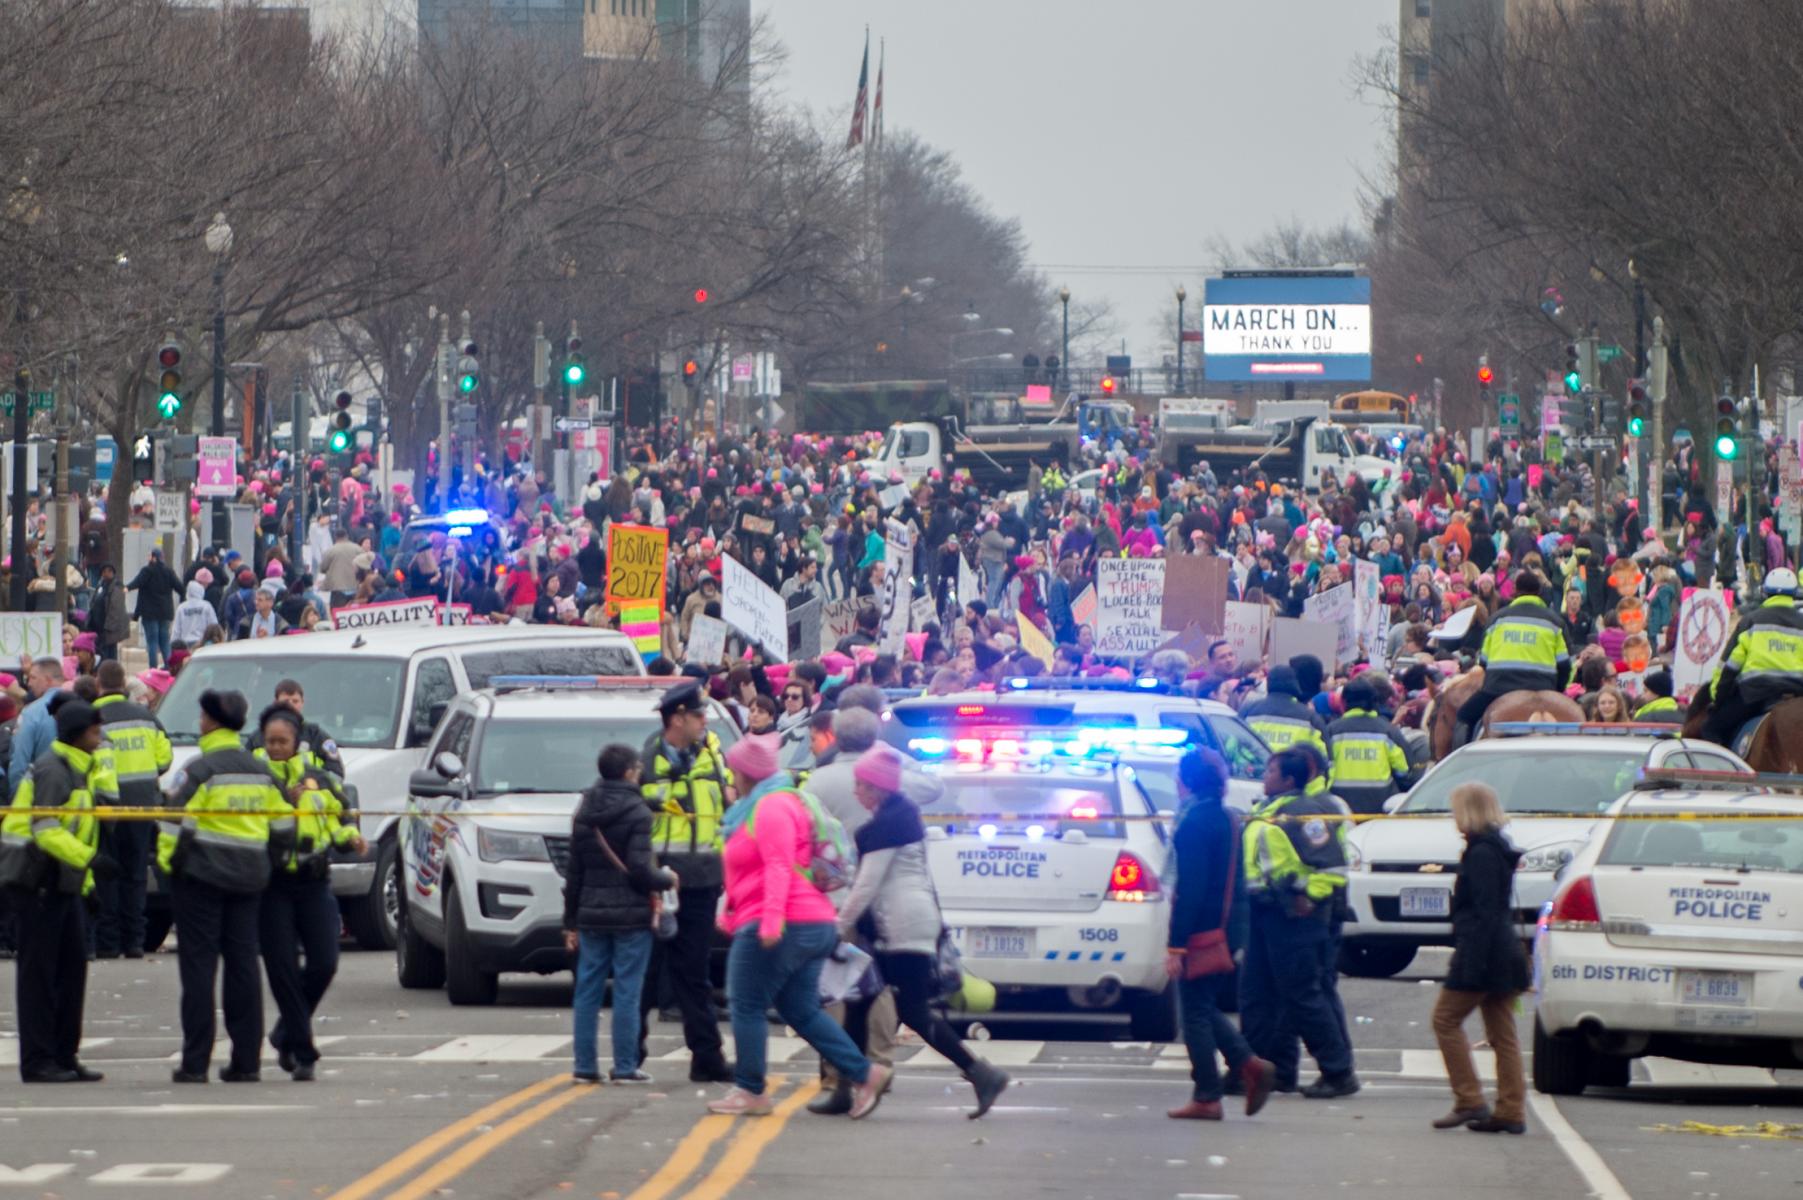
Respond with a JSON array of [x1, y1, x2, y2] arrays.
[[1531, 1015, 1590, 1096], [1586, 1051, 1630, 1090], [396, 902, 446, 991], [344, 841, 400, 952], [1336, 942, 1417, 979], [1127, 986, 1179, 1043], [443, 882, 499, 1006]]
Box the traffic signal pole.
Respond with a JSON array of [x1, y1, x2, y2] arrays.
[[211, 261, 229, 551], [8, 362, 29, 612], [435, 311, 451, 506], [1649, 317, 1667, 536]]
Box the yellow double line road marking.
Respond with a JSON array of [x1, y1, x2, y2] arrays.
[[626, 1078, 819, 1200], [325, 1073, 573, 1200]]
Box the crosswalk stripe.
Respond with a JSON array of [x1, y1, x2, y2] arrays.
[[1640, 1058, 1776, 1087], [654, 1035, 809, 1066], [910, 1040, 1045, 1069], [410, 1035, 570, 1063]]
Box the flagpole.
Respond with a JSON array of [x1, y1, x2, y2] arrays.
[[871, 38, 885, 306]]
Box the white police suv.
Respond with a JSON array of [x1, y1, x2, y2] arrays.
[[895, 715, 1188, 1041], [1534, 769, 1803, 1094], [394, 676, 737, 1005], [1341, 726, 1748, 978]]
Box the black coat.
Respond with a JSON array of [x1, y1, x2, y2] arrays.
[[1166, 799, 1248, 955], [1444, 828, 1530, 994], [126, 560, 183, 621], [562, 779, 674, 933]]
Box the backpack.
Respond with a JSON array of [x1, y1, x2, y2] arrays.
[[747, 786, 856, 894]]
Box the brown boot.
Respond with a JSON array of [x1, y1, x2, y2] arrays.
[[1167, 1099, 1224, 1120]]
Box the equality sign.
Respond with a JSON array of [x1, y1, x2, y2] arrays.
[[332, 596, 439, 630], [605, 524, 668, 611]]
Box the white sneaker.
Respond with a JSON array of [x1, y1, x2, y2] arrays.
[[849, 1063, 893, 1120], [707, 1087, 773, 1116]]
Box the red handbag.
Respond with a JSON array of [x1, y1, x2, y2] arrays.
[[1182, 820, 1239, 980]]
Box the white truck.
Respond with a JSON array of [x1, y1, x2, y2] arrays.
[[1161, 415, 1394, 493]]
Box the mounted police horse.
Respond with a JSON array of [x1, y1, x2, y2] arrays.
[[1427, 667, 1586, 762]]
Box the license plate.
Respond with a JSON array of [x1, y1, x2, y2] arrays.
[[968, 927, 1035, 958], [1678, 969, 1752, 1007], [1399, 888, 1450, 918]]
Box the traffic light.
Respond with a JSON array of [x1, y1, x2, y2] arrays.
[[563, 335, 586, 388], [329, 390, 353, 453], [1627, 381, 1647, 438], [693, 288, 709, 305], [1563, 343, 1582, 394], [682, 358, 699, 384], [1477, 358, 1492, 407], [456, 339, 480, 394], [155, 342, 182, 419], [1714, 395, 1739, 460], [1100, 375, 1117, 396]]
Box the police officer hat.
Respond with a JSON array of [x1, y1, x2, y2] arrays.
[[656, 680, 708, 720], [199, 688, 250, 732], [1267, 664, 1302, 699], [53, 697, 102, 742]]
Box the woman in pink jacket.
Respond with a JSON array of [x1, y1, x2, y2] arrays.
[[707, 734, 891, 1118]]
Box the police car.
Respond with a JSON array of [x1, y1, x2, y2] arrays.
[[1534, 769, 1803, 1094], [1341, 726, 1750, 978], [393, 676, 738, 1005], [898, 721, 1186, 1041], [887, 679, 1270, 813]]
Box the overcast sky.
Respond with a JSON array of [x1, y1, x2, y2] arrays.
[[753, 0, 1395, 367]]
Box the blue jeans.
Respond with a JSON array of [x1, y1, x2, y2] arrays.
[[572, 929, 653, 1076], [1178, 973, 1253, 1102], [140, 619, 171, 669], [727, 923, 869, 1096]]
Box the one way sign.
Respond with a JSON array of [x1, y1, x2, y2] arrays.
[[555, 418, 591, 432]]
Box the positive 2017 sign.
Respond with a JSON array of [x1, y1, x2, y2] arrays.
[[605, 524, 668, 610]]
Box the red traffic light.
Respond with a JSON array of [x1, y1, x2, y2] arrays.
[[1100, 375, 1117, 395], [157, 344, 181, 368], [1476, 365, 1494, 386], [682, 359, 699, 378], [693, 288, 708, 305]]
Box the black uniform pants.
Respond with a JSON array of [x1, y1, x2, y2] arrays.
[[1454, 684, 1513, 744], [93, 817, 153, 957], [260, 874, 340, 1066], [174, 877, 264, 1075], [639, 885, 727, 1073], [12, 887, 87, 1078]]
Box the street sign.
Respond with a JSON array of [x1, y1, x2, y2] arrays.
[[1572, 435, 1616, 452], [1780, 447, 1802, 538], [1597, 344, 1624, 364], [1716, 469, 1733, 524], [1498, 393, 1520, 430], [0, 391, 54, 416], [194, 436, 236, 498], [153, 490, 183, 534], [555, 417, 591, 432]]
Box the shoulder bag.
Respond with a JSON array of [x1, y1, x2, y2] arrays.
[[594, 823, 677, 941], [1182, 815, 1239, 980]]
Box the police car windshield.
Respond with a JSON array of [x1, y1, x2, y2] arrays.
[[925, 773, 1124, 837], [474, 719, 659, 794], [1600, 817, 1803, 875], [159, 656, 403, 748], [1403, 749, 1644, 816]]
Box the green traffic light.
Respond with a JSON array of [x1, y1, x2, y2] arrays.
[[564, 362, 585, 386], [1715, 433, 1739, 460], [1627, 416, 1645, 437], [328, 429, 351, 453], [458, 373, 478, 394], [156, 392, 181, 419], [1563, 371, 1582, 393]]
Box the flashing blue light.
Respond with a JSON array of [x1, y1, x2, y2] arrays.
[[444, 508, 489, 525], [1075, 727, 1188, 748], [1134, 677, 1159, 690], [1391, 434, 1406, 452], [1006, 677, 1030, 690], [1025, 824, 1046, 841], [1025, 739, 1055, 758], [910, 736, 950, 758], [448, 525, 473, 537], [978, 823, 998, 841]]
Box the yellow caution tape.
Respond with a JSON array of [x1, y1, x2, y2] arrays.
[[1647, 1120, 1803, 1141]]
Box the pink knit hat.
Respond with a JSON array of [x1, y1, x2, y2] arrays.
[[725, 733, 781, 786], [853, 744, 903, 794]]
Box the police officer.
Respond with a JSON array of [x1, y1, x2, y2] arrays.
[[1633, 668, 1684, 724], [1239, 747, 1359, 1099], [245, 679, 345, 780], [92, 660, 172, 959], [160, 690, 295, 1084], [1326, 676, 1412, 816], [1453, 572, 1569, 746], [638, 680, 735, 1083], [254, 704, 364, 1082], [1242, 665, 1328, 755], [1, 697, 117, 1082], [1703, 568, 1803, 745]]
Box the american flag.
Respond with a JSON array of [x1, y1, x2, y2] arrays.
[[872, 41, 884, 150], [846, 34, 869, 150]]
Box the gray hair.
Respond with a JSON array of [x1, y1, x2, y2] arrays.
[[832, 706, 881, 753], [835, 683, 887, 717]]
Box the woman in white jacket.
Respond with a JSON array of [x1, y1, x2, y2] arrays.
[[170, 580, 220, 648], [835, 745, 1009, 1119]]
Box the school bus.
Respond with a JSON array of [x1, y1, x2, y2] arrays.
[[1332, 390, 1412, 424]]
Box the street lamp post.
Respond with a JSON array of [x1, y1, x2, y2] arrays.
[[1059, 287, 1070, 390], [205, 212, 233, 550], [1175, 285, 1187, 394]]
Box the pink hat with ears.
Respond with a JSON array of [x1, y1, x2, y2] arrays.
[[904, 631, 927, 661]]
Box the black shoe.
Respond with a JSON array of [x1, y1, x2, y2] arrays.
[[1271, 1079, 1300, 1094], [1466, 1116, 1526, 1135], [572, 1071, 603, 1084], [807, 1081, 853, 1115], [290, 1062, 315, 1082], [219, 1067, 260, 1083], [65, 1063, 104, 1083], [277, 1050, 296, 1075], [122, 950, 145, 960], [689, 1061, 735, 1084], [1434, 1105, 1491, 1130], [95, 951, 121, 960], [22, 1068, 79, 1083], [1301, 1073, 1361, 1099], [171, 1069, 208, 1084], [964, 1062, 1010, 1120]]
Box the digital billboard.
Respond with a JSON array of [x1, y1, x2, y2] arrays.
[[1201, 274, 1372, 383]]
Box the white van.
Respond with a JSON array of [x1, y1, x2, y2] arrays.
[[150, 625, 644, 950]]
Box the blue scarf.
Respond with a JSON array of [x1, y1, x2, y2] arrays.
[[720, 770, 797, 840]]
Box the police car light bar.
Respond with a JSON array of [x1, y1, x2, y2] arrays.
[[489, 675, 665, 692], [906, 725, 1187, 762], [1633, 766, 1782, 792], [443, 508, 490, 525], [1004, 676, 1166, 693], [1487, 721, 1684, 738]]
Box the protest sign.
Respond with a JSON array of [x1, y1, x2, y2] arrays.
[[878, 483, 909, 510], [738, 513, 775, 537], [1094, 558, 1167, 658], [1673, 587, 1733, 694], [1302, 582, 1358, 666], [620, 602, 661, 663], [1016, 612, 1055, 666], [721, 552, 789, 660], [1354, 559, 1386, 660], [438, 603, 473, 626], [605, 524, 668, 610], [0, 612, 61, 670], [685, 614, 729, 666], [1431, 605, 1477, 643], [332, 597, 439, 631], [1270, 616, 1343, 673], [910, 594, 937, 632], [1223, 600, 1269, 672], [879, 521, 914, 655], [790, 596, 824, 659], [957, 553, 979, 606], [1070, 584, 1097, 633], [819, 598, 862, 653], [1160, 555, 1229, 634]]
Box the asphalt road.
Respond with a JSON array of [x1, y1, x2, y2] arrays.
[[2, 945, 1800, 1198]]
